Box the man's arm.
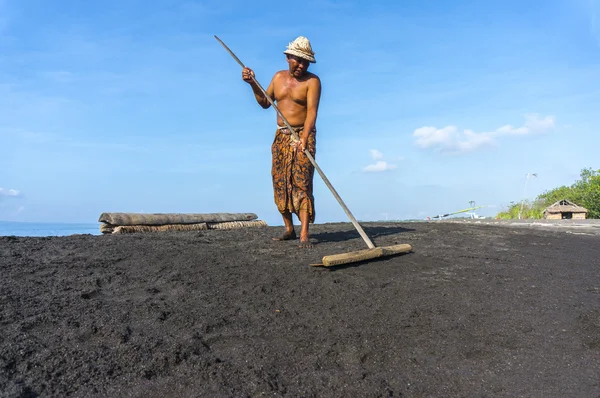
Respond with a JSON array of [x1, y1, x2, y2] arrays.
[[243, 67, 275, 109], [300, 76, 322, 149]]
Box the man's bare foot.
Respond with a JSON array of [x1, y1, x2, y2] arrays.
[[272, 230, 297, 241], [298, 236, 313, 248]]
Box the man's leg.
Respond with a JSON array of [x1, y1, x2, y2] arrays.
[[272, 211, 296, 241], [271, 129, 298, 241], [298, 209, 312, 248], [294, 129, 315, 248]]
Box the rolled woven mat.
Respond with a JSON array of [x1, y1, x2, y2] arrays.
[[207, 220, 268, 229], [112, 223, 209, 234], [100, 223, 115, 234], [98, 212, 258, 226], [100, 220, 268, 234]]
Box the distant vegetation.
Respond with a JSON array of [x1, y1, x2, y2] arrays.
[[496, 168, 600, 219], [495, 200, 544, 220]]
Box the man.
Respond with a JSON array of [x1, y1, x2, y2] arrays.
[[242, 36, 322, 248]]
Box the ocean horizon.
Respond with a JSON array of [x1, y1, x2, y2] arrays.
[[0, 221, 101, 237]]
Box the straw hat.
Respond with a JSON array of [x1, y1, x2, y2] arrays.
[[283, 36, 316, 63]]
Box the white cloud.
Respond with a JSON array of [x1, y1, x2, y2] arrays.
[[363, 160, 397, 172], [413, 114, 555, 154], [0, 188, 22, 197], [363, 149, 399, 172], [369, 149, 384, 160], [414, 125, 459, 148], [413, 126, 495, 154], [496, 113, 555, 136]]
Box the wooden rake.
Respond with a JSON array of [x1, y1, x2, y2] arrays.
[[215, 35, 412, 267]]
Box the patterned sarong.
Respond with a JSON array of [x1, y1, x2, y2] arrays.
[[271, 126, 316, 223]]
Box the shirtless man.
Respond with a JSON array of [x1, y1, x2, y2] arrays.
[[242, 36, 322, 248]]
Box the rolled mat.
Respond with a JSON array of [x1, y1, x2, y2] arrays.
[[98, 212, 258, 226], [207, 220, 268, 229], [100, 223, 115, 234], [101, 220, 268, 234], [112, 223, 209, 234]]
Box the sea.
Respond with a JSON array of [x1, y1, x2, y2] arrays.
[[0, 221, 101, 237]]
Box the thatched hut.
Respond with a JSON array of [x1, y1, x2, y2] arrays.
[[543, 199, 588, 220]]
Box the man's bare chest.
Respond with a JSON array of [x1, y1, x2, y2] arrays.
[[274, 79, 308, 105]]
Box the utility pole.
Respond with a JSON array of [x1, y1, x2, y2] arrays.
[[518, 173, 537, 220]]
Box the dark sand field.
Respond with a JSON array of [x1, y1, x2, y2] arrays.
[[1, 221, 599, 397]]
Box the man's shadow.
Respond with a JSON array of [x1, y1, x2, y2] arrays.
[[311, 224, 414, 244]]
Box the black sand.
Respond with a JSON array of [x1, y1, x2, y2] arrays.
[[1, 222, 599, 397]]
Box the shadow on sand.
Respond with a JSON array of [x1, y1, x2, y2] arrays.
[[311, 225, 415, 244], [314, 251, 414, 271]]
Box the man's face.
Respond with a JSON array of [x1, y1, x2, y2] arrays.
[[287, 55, 310, 77]]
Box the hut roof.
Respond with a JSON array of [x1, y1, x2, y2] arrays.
[[544, 199, 589, 214]]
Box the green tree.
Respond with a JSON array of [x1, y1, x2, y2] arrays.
[[496, 200, 544, 219], [537, 168, 600, 219], [496, 168, 600, 219]]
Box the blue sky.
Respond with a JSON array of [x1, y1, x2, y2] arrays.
[[1, 0, 599, 225]]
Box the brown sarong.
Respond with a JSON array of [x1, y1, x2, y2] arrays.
[[271, 126, 316, 223]]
